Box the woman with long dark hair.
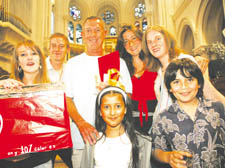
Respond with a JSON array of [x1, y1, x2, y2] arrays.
[[116, 25, 157, 135]]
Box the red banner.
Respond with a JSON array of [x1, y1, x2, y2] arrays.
[[0, 84, 72, 159], [98, 50, 120, 82]]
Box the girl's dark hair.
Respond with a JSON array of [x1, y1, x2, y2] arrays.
[[116, 25, 148, 76], [95, 86, 139, 168], [164, 58, 204, 101]]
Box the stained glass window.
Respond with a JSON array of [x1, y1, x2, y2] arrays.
[[68, 21, 74, 43], [134, 2, 145, 18], [69, 6, 81, 21], [76, 24, 82, 44], [109, 26, 116, 36], [135, 21, 140, 30], [142, 18, 147, 31], [101, 11, 115, 25]]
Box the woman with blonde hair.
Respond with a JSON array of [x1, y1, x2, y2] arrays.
[[0, 40, 53, 168], [11, 40, 49, 84]]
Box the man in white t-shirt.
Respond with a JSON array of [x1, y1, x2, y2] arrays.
[[63, 16, 132, 168], [46, 33, 70, 83], [45, 33, 72, 168]]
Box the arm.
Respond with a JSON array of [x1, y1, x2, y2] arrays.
[[153, 149, 192, 168], [203, 68, 225, 106], [195, 56, 225, 106], [0, 79, 24, 88], [66, 97, 99, 145]]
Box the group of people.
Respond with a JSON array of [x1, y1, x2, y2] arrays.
[[0, 15, 225, 168]]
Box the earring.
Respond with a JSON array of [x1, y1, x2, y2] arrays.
[[39, 65, 42, 69], [18, 66, 22, 73]]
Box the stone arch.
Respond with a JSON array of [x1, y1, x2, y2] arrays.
[[177, 18, 195, 55], [197, 0, 225, 44]]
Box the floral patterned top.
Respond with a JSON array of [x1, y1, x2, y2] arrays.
[[151, 98, 225, 168]]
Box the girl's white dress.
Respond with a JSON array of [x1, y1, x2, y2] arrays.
[[94, 132, 132, 168]]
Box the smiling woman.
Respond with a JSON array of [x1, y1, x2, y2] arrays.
[[0, 40, 52, 168], [116, 25, 157, 135], [0, 40, 49, 88], [11, 40, 49, 85]]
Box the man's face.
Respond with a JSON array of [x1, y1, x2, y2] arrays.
[[49, 37, 68, 63], [82, 19, 106, 53]]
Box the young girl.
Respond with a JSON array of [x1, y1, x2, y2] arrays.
[[116, 25, 157, 135], [81, 86, 152, 168], [151, 58, 225, 168]]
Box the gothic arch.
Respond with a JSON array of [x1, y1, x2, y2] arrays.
[[177, 18, 195, 54], [196, 0, 225, 44]]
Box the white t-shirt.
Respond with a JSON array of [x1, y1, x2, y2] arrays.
[[63, 52, 132, 149], [94, 133, 132, 168], [46, 57, 65, 83]]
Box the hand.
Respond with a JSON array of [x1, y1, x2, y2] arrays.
[[195, 56, 209, 74], [168, 151, 192, 168], [0, 79, 24, 89], [96, 81, 109, 92], [77, 120, 99, 145]]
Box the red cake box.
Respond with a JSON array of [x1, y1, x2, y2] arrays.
[[0, 83, 72, 159]]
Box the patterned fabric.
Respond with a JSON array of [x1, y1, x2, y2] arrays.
[[151, 98, 225, 168]]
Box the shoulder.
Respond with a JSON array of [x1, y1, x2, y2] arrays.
[[203, 98, 225, 112], [119, 57, 126, 64], [66, 53, 85, 65], [45, 57, 52, 70], [145, 70, 158, 78]]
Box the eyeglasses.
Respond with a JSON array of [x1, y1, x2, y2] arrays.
[[123, 36, 138, 46]]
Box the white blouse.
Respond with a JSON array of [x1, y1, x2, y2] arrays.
[[94, 133, 132, 168]]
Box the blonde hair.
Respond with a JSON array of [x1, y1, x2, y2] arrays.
[[10, 40, 50, 84], [142, 25, 183, 72]]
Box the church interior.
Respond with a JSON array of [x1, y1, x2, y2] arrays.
[[0, 0, 225, 72], [0, 0, 225, 166]]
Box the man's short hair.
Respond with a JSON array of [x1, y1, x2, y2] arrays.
[[83, 16, 105, 30], [49, 33, 70, 49]]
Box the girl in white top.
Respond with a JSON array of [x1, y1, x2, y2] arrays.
[[81, 86, 152, 168], [142, 25, 225, 124]]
